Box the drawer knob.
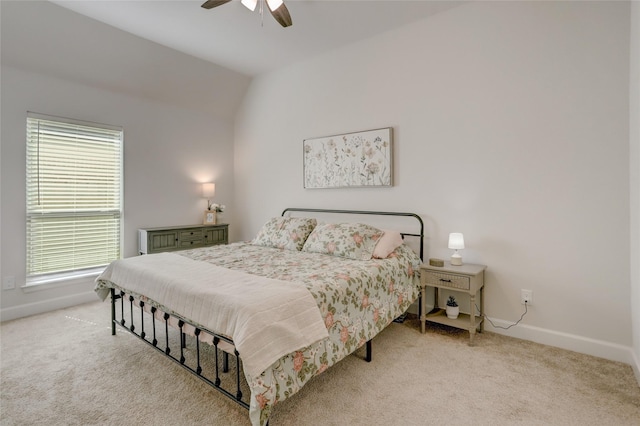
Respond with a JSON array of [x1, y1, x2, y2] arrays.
[[440, 278, 452, 283]]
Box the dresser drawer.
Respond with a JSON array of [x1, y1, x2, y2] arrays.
[[178, 239, 204, 248], [423, 271, 470, 290], [178, 231, 204, 247], [179, 229, 203, 241]]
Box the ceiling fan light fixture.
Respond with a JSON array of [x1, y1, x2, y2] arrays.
[[266, 0, 283, 12], [241, 0, 257, 11], [200, 0, 291, 28]]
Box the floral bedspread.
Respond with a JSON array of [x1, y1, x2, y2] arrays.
[[176, 242, 421, 426]]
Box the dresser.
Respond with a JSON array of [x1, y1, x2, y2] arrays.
[[138, 224, 228, 255]]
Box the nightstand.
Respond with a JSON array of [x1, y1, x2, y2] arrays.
[[419, 262, 486, 345]]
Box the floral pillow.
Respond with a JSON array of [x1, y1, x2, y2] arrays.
[[301, 223, 384, 260], [252, 217, 317, 251]]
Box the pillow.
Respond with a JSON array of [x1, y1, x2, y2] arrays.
[[301, 223, 384, 260], [252, 217, 317, 251], [373, 230, 404, 259]]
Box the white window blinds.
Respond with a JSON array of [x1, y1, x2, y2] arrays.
[[26, 113, 123, 280]]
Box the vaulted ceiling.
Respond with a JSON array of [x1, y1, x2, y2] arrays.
[[1, 1, 464, 117], [49, 0, 465, 76]]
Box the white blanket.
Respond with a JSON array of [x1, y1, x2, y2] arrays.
[[96, 253, 329, 377]]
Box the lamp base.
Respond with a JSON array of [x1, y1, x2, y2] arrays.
[[450, 252, 463, 266]]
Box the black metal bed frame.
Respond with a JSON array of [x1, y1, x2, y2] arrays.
[[110, 208, 424, 422], [111, 288, 248, 408], [281, 208, 424, 260]]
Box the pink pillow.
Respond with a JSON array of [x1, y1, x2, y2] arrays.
[[373, 230, 404, 259]]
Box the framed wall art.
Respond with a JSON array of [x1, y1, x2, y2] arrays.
[[203, 210, 218, 225], [303, 127, 393, 189]]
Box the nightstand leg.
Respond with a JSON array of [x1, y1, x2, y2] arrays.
[[420, 286, 427, 334], [469, 293, 476, 346], [479, 286, 484, 333]]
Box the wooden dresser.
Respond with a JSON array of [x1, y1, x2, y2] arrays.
[[138, 224, 228, 255]]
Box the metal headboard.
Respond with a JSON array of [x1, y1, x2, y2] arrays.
[[282, 207, 424, 260]]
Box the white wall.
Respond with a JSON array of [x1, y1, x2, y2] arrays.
[[0, 65, 239, 319], [629, 2, 640, 382], [235, 1, 634, 364], [0, 2, 249, 321]]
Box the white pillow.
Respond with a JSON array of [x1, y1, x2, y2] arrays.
[[372, 230, 404, 259]]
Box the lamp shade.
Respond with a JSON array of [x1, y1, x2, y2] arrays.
[[448, 233, 465, 250], [202, 183, 216, 198]]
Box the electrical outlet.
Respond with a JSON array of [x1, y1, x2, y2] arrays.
[[521, 289, 533, 305], [3, 276, 16, 290]]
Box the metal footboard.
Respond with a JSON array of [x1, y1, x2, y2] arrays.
[[110, 288, 249, 410], [110, 285, 374, 418]]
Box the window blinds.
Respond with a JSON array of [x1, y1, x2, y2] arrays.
[[26, 114, 123, 279]]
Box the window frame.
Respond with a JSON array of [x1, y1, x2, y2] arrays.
[[25, 112, 124, 286]]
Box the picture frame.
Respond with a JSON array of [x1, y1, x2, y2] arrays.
[[303, 127, 393, 189], [203, 210, 217, 225]]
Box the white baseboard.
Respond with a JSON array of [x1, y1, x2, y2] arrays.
[[485, 318, 636, 367], [410, 302, 639, 385], [631, 348, 640, 387], [0, 291, 98, 322]]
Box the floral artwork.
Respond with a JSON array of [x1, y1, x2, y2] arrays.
[[303, 127, 393, 188]]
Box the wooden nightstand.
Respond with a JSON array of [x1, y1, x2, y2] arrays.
[[420, 262, 486, 345]]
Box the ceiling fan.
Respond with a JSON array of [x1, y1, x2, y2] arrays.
[[201, 0, 293, 28]]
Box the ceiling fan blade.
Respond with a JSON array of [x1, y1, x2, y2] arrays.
[[201, 0, 232, 10], [269, 3, 293, 28]]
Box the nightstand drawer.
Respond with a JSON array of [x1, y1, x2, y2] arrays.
[[423, 271, 470, 290]]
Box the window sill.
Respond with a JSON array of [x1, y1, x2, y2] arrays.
[[22, 268, 104, 293]]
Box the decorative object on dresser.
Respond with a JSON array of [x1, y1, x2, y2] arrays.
[[138, 224, 228, 255], [429, 258, 444, 267], [419, 261, 486, 345], [203, 204, 225, 225], [448, 232, 465, 265], [303, 127, 393, 189], [445, 295, 459, 319], [201, 182, 225, 225]]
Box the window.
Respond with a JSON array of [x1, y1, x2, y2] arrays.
[[26, 113, 123, 284]]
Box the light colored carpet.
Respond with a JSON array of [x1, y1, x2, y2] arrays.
[[1, 300, 639, 425]]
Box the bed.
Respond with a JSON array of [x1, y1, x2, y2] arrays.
[[95, 208, 424, 425]]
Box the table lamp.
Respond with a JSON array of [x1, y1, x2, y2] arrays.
[[448, 233, 465, 266], [202, 183, 215, 210]]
